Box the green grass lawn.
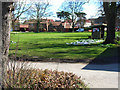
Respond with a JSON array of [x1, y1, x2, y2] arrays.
[[9, 31, 120, 62]]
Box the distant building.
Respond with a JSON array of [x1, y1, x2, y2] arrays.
[[89, 16, 120, 31], [22, 19, 75, 32], [83, 16, 107, 28], [84, 20, 92, 27], [23, 19, 51, 32], [19, 24, 29, 32], [89, 16, 107, 25]]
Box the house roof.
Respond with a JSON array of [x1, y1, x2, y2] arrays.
[[20, 24, 29, 28], [40, 22, 47, 24], [24, 19, 54, 24], [51, 22, 62, 26], [28, 22, 37, 23], [46, 19, 54, 22], [90, 24, 107, 28], [86, 20, 91, 23], [64, 23, 71, 28], [22, 19, 79, 29], [65, 20, 72, 23]]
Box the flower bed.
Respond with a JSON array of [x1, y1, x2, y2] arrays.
[[66, 39, 104, 45]]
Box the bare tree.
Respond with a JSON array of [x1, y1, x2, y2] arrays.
[[12, 0, 32, 31], [58, 0, 86, 32], [12, 0, 31, 21], [27, 0, 51, 32]]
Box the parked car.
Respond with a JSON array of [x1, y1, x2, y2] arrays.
[[76, 28, 84, 32], [88, 30, 92, 32]]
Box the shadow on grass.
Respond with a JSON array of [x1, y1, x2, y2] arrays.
[[11, 56, 91, 63], [82, 46, 120, 72], [27, 41, 102, 50], [9, 43, 105, 63], [90, 46, 119, 64]]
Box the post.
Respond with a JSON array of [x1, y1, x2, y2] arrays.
[[46, 18, 48, 32]]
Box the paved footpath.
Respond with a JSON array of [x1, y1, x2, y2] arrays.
[[12, 61, 119, 88]]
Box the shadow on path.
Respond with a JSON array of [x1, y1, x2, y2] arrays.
[[82, 46, 120, 72], [82, 63, 119, 72]]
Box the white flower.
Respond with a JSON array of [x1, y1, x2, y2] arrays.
[[73, 84, 75, 86], [66, 43, 69, 45], [77, 42, 81, 45], [84, 42, 89, 45], [66, 39, 104, 45]]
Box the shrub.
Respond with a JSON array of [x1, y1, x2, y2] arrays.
[[4, 61, 88, 89]]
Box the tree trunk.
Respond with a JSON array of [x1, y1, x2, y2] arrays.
[[36, 20, 39, 33], [1, 2, 13, 88], [72, 15, 74, 32], [103, 2, 117, 44], [104, 15, 116, 44], [72, 21, 75, 32]]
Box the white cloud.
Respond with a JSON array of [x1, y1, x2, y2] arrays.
[[83, 0, 100, 19], [49, 0, 65, 12], [18, 0, 101, 20], [50, 0, 100, 19]]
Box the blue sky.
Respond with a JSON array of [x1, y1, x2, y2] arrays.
[[82, 0, 101, 19], [48, 0, 101, 19], [19, 0, 101, 21]]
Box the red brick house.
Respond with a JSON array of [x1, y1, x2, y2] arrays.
[[48, 21, 64, 32], [23, 19, 53, 32], [19, 24, 29, 32], [21, 19, 76, 32]]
